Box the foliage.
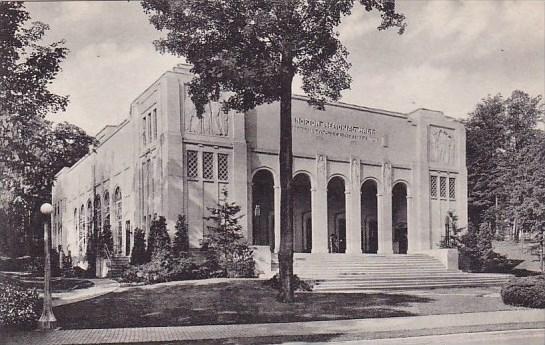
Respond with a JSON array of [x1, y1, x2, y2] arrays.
[[142, 0, 406, 302], [172, 214, 190, 257], [202, 191, 255, 278], [265, 273, 313, 292], [501, 274, 545, 308], [0, 280, 40, 329], [130, 228, 147, 265], [147, 216, 171, 260], [0, 3, 96, 257], [122, 249, 199, 284], [99, 220, 114, 258], [465, 91, 545, 236]]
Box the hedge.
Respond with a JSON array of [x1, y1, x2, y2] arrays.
[[0, 279, 41, 329], [501, 274, 545, 308]]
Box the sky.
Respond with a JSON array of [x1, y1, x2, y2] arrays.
[[26, 0, 545, 135]]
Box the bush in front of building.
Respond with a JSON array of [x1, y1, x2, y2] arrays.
[[501, 274, 545, 308], [202, 192, 256, 278], [147, 216, 171, 260], [265, 274, 313, 292], [0, 279, 40, 329], [172, 215, 190, 257], [130, 228, 147, 265]]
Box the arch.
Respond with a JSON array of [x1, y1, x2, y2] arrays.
[[103, 190, 110, 228], [392, 182, 408, 254], [79, 204, 85, 254], [327, 173, 347, 185], [251, 166, 278, 186], [327, 176, 346, 253], [113, 187, 123, 254], [86, 199, 93, 242], [361, 179, 378, 253], [251, 169, 275, 249], [292, 173, 312, 253], [293, 170, 314, 189], [392, 179, 410, 194]]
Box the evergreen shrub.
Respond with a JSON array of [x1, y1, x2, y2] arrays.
[[501, 275, 545, 308]]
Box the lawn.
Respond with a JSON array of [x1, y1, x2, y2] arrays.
[[0, 272, 94, 292], [53, 280, 522, 329]]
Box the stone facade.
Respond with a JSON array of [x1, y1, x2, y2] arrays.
[[51, 64, 467, 266]]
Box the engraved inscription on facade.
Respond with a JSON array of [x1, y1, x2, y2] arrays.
[[429, 126, 456, 165]]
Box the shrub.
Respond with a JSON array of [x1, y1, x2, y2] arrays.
[[99, 221, 114, 258], [202, 191, 256, 278], [172, 215, 190, 257], [265, 274, 313, 292], [501, 275, 545, 308], [122, 249, 199, 284], [0, 280, 40, 329], [130, 228, 147, 265], [147, 216, 171, 260]]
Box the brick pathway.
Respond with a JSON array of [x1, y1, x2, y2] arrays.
[[3, 309, 544, 345]]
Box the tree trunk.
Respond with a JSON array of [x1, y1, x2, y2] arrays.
[[278, 61, 295, 302]]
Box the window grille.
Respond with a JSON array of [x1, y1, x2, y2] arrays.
[[440, 176, 447, 198], [187, 150, 198, 178], [203, 152, 214, 179], [449, 178, 456, 200], [430, 175, 438, 198], [218, 153, 229, 181]]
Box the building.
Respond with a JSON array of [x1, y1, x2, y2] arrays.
[[51, 64, 467, 272]]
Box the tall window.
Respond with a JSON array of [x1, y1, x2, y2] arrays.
[[74, 208, 78, 250], [187, 150, 198, 178], [430, 175, 438, 198], [87, 200, 92, 240], [218, 153, 229, 181], [142, 117, 147, 146], [153, 108, 158, 140], [147, 113, 152, 144], [114, 187, 123, 254], [440, 176, 447, 198], [94, 196, 102, 235], [79, 204, 85, 254], [202, 151, 214, 179], [103, 191, 110, 229], [449, 178, 456, 200]]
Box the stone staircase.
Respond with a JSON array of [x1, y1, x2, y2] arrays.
[[108, 256, 130, 278], [273, 253, 512, 291]]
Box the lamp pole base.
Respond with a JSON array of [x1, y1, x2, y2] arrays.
[[38, 309, 57, 330]]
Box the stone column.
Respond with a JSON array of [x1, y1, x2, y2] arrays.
[[346, 158, 362, 254], [273, 185, 281, 253], [312, 154, 329, 253], [406, 194, 415, 253], [378, 161, 393, 255]]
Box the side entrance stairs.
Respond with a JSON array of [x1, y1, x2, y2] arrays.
[[273, 253, 512, 291], [108, 255, 130, 278]]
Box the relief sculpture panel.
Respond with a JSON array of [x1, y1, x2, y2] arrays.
[[184, 87, 229, 137], [429, 126, 456, 165]]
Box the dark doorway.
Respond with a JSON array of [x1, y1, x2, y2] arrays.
[[361, 180, 378, 253], [252, 170, 275, 250], [328, 177, 346, 253], [392, 182, 408, 254], [293, 173, 312, 253]]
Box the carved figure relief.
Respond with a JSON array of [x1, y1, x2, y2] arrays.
[[382, 160, 392, 193], [184, 87, 229, 137], [429, 126, 456, 165]]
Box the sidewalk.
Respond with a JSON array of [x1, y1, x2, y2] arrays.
[[52, 279, 119, 307], [3, 309, 544, 345]]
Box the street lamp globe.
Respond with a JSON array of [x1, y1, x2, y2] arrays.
[[40, 203, 53, 215]]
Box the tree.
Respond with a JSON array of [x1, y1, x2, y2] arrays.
[[0, 3, 95, 256], [142, 0, 405, 302], [172, 214, 190, 257], [202, 191, 255, 278], [147, 216, 171, 260], [130, 228, 147, 265]]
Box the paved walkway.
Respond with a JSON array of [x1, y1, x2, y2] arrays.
[[52, 279, 119, 307], [3, 309, 544, 345]]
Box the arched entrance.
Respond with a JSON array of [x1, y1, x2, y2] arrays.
[[327, 176, 346, 253], [252, 170, 275, 250], [292, 173, 312, 253], [392, 182, 408, 254], [361, 180, 378, 253]]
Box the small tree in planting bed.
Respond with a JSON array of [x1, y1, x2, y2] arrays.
[[100, 221, 114, 258], [147, 216, 171, 260], [130, 228, 147, 265], [202, 191, 255, 278], [172, 214, 190, 257]]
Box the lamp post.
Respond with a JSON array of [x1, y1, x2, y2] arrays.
[[38, 202, 57, 330]]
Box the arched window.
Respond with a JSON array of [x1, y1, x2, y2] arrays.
[[79, 204, 85, 254], [87, 199, 92, 236], [94, 196, 102, 235], [103, 191, 110, 228], [114, 187, 123, 254]]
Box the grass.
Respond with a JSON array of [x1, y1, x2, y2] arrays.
[[0, 272, 94, 292], [53, 280, 522, 330]]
